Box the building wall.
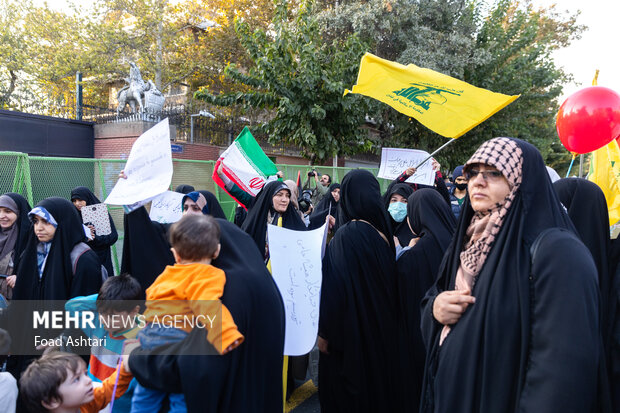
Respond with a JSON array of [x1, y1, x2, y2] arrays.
[[0, 110, 94, 157]]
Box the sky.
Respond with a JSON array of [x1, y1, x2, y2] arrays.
[[38, 0, 620, 103], [532, 0, 620, 102]]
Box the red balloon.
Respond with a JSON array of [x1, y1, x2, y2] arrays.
[[556, 86, 620, 154]]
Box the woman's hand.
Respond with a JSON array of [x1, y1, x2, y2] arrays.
[[408, 237, 419, 247], [118, 170, 127, 179], [317, 336, 329, 355], [6, 275, 16, 288], [87, 224, 96, 238], [405, 167, 417, 177], [327, 215, 336, 229], [433, 289, 475, 325]]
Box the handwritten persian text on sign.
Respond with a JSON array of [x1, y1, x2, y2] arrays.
[[377, 147, 434, 186], [149, 191, 184, 223], [267, 224, 326, 356]]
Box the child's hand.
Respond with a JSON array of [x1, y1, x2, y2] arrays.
[[223, 339, 241, 354], [121, 339, 141, 374]]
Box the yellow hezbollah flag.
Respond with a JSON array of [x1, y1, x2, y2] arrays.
[[588, 139, 620, 225], [345, 53, 519, 138]]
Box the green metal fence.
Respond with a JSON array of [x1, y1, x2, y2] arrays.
[[0, 152, 388, 275]]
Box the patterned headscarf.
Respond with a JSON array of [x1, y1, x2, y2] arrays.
[[460, 137, 524, 278], [28, 206, 58, 228]]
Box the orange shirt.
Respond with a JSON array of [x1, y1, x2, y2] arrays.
[[80, 363, 132, 413], [144, 263, 244, 354]]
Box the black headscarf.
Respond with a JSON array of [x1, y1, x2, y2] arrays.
[[0, 193, 31, 273], [396, 189, 456, 410], [13, 197, 102, 301], [70, 186, 118, 276], [70, 186, 101, 206], [241, 181, 306, 257], [338, 169, 395, 250], [127, 219, 285, 412], [174, 184, 195, 194], [383, 183, 415, 246], [309, 183, 340, 230], [319, 169, 403, 411], [420, 138, 602, 413]]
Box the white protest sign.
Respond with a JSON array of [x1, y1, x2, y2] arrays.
[[149, 191, 184, 223], [267, 223, 326, 356], [377, 147, 435, 186], [105, 118, 173, 205]]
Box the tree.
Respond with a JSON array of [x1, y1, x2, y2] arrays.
[[316, 0, 583, 172], [0, 0, 276, 112], [195, 0, 375, 162]]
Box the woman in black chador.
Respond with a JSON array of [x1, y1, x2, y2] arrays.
[[13, 197, 103, 301], [420, 137, 603, 413], [318, 169, 405, 412], [554, 178, 617, 411], [127, 219, 286, 413], [383, 183, 415, 247], [0, 193, 31, 300], [396, 188, 455, 410], [70, 186, 118, 277]]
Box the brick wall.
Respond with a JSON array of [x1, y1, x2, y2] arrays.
[[274, 155, 309, 165]]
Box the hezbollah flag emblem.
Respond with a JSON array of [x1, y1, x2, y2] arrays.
[[345, 53, 519, 138]]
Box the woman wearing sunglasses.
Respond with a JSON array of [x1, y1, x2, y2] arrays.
[[419, 137, 606, 413]]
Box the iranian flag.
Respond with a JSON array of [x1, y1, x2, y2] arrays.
[[213, 127, 278, 207]]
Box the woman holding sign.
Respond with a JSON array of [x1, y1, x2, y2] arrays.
[[318, 169, 406, 412], [71, 187, 118, 277], [419, 138, 603, 413]]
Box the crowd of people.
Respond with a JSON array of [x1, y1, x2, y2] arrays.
[[0, 136, 618, 413]]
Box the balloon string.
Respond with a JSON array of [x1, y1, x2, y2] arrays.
[[565, 155, 576, 178], [109, 357, 122, 412]]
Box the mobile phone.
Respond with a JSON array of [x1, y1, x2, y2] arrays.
[[0, 274, 8, 279]]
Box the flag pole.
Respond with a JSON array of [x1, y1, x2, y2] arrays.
[[414, 138, 457, 169]]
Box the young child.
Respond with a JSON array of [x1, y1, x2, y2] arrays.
[[19, 351, 132, 413], [131, 214, 244, 412], [64, 273, 142, 412]]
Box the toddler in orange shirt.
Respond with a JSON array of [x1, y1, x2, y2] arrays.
[[132, 214, 244, 412]]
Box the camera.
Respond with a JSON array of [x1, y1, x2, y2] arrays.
[[298, 189, 313, 214], [307, 169, 317, 177]]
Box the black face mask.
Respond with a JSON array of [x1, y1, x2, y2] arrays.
[[455, 182, 467, 191]]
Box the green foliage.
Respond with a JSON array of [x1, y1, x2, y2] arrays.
[[317, 0, 583, 171], [195, 0, 374, 162]]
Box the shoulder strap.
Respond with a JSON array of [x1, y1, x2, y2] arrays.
[[70, 242, 109, 282], [70, 242, 91, 275]]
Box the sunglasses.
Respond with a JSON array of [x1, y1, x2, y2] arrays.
[[464, 169, 503, 181]]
